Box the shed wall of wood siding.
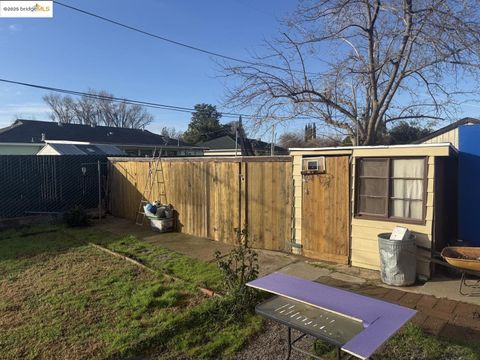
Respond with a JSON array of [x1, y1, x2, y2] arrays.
[[350, 155, 435, 277], [291, 148, 444, 278]]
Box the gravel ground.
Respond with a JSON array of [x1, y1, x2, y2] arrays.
[[233, 320, 321, 360]]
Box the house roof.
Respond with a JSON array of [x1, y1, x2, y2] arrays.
[[198, 135, 237, 149], [0, 119, 198, 148], [198, 134, 287, 153], [414, 117, 480, 144]]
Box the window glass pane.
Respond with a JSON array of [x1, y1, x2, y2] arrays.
[[389, 159, 425, 220], [359, 159, 388, 177], [359, 196, 386, 215], [392, 159, 424, 178], [360, 178, 387, 196], [307, 160, 318, 170], [391, 179, 423, 200], [390, 199, 423, 220], [357, 157, 426, 220]]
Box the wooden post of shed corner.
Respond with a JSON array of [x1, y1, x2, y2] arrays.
[[239, 160, 248, 233], [238, 160, 242, 232]]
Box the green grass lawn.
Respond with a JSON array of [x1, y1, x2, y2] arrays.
[[0, 226, 261, 360], [3, 225, 480, 360]]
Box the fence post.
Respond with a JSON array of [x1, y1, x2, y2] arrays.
[[239, 160, 248, 232], [243, 161, 248, 231], [97, 160, 101, 222]]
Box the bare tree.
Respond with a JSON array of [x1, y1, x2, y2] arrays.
[[44, 94, 76, 124], [279, 132, 304, 148], [160, 126, 183, 139], [279, 130, 341, 148], [224, 0, 480, 145], [73, 93, 99, 126], [43, 90, 153, 129], [100, 100, 153, 128]]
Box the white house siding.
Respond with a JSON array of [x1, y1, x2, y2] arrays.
[[36, 144, 60, 155], [0, 144, 43, 155], [422, 128, 458, 148]]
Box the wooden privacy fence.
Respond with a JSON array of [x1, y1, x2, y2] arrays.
[[108, 157, 293, 251]]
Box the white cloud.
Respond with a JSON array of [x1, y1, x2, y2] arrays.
[[0, 103, 50, 128], [0, 103, 50, 114], [8, 24, 22, 33]]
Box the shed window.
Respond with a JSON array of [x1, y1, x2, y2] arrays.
[[356, 157, 426, 221]]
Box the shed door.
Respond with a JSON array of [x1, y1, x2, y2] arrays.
[[302, 156, 350, 264]]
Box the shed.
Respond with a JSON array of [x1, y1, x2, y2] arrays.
[[37, 143, 126, 156], [290, 143, 457, 278]]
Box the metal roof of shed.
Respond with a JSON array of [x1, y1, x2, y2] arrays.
[[44, 143, 126, 155]]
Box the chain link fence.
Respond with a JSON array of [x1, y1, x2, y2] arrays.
[[0, 155, 108, 219]]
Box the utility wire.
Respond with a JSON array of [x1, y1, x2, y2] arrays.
[[0, 77, 313, 121], [53, 1, 308, 74], [0, 77, 251, 119], [53, 1, 252, 66]]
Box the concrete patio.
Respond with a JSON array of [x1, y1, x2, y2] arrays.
[[97, 217, 479, 300]]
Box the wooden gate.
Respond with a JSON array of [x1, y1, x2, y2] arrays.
[[302, 156, 350, 264]]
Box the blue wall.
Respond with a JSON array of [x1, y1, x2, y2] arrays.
[[458, 125, 480, 245]]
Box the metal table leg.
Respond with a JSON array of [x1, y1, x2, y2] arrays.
[[460, 272, 466, 295], [285, 326, 345, 360], [285, 327, 292, 360], [459, 271, 480, 296]]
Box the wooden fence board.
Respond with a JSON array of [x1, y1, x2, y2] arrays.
[[108, 157, 292, 251]]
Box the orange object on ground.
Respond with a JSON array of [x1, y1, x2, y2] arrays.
[[441, 247, 480, 272]]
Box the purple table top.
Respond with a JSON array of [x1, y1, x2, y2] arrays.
[[247, 272, 416, 359]]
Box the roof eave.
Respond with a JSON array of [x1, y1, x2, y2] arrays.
[[289, 142, 456, 156], [414, 117, 480, 144], [0, 142, 44, 146]]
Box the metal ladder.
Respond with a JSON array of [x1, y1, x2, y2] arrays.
[[135, 149, 168, 226]]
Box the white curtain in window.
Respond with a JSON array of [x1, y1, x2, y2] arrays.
[[391, 159, 424, 219]]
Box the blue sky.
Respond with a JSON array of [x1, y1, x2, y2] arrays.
[[0, 0, 316, 138], [0, 0, 479, 139]]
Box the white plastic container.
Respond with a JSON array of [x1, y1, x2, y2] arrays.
[[150, 218, 174, 233]]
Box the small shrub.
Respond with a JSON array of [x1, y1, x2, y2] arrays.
[[63, 206, 90, 227], [214, 227, 259, 315]]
